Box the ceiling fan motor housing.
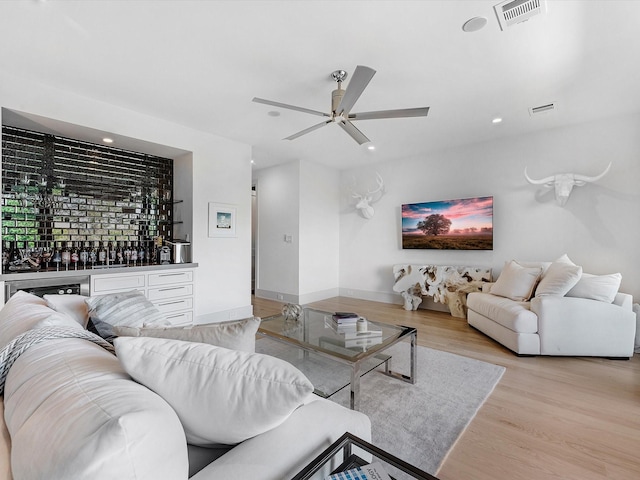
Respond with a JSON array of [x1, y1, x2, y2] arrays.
[[331, 88, 345, 115]]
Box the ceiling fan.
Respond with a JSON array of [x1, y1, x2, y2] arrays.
[[252, 65, 429, 145]]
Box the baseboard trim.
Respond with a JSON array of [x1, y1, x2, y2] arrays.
[[194, 304, 254, 325]]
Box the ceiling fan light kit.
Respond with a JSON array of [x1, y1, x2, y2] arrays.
[[252, 65, 429, 146]]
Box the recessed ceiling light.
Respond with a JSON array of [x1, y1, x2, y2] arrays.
[[367, 144, 375, 151], [462, 16, 488, 33], [102, 137, 114, 143], [492, 117, 503, 124], [267, 111, 281, 117]]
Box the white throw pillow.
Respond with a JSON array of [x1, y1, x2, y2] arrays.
[[535, 262, 583, 297], [44, 294, 90, 328], [0, 291, 78, 349], [85, 290, 170, 341], [113, 316, 261, 353], [490, 260, 542, 302], [114, 337, 314, 446], [566, 272, 622, 303], [4, 336, 189, 480]]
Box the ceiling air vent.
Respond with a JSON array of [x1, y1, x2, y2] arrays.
[[494, 0, 546, 31], [528, 102, 556, 117]]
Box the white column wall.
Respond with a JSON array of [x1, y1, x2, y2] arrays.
[[253, 161, 300, 302], [298, 161, 340, 303]]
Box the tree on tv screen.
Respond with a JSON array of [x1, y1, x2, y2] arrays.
[[417, 214, 452, 236]]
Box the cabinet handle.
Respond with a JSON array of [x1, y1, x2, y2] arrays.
[[157, 273, 188, 278], [158, 286, 187, 292], [158, 300, 186, 306]]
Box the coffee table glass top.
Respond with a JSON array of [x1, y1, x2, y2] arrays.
[[259, 307, 412, 361]]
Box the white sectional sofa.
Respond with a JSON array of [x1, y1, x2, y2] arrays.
[[467, 256, 636, 357], [0, 291, 371, 480]]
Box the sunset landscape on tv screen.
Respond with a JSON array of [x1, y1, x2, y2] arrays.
[[402, 196, 493, 250]]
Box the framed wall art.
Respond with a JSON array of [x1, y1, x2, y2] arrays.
[[401, 196, 493, 250], [208, 202, 237, 237]]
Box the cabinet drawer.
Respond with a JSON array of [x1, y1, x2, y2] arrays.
[[153, 297, 193, 314], [92, 274, 146, 293], [148, 270, 193, 287], [163, 310, 193, 327], [147, 284, 193, 301]]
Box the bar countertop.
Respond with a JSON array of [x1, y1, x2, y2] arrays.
[[0, 263, 199, 282]]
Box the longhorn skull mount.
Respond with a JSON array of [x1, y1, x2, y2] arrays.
[[524, 162, 611, 206], [351, 173, 385, 219]]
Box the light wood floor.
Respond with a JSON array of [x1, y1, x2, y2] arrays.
[[252, 295, 640, 480]]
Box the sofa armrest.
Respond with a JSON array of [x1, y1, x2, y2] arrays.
[[532, 296, 636, 356], [190, 398, 371, 480], [481, 282, 495, 294]]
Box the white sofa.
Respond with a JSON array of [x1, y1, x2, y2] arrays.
[[467, 257, 636, 357], [0, 291, 371, 480]]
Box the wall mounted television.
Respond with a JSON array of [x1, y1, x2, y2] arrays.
[[401, 196, 493, 250]]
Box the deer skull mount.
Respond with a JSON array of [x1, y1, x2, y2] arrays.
[[524, 162, 611, 206], [352, 173, 385, 219]]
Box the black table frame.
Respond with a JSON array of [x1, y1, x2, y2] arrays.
[[291, 432, 439, 480]]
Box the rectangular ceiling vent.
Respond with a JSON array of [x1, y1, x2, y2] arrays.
[[494, 0, 546, 31], [528, 102, 556, 117]]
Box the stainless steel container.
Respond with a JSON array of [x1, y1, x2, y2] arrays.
[[166, 240, 191, 264]]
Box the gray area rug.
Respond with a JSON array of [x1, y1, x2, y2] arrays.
[[256, 338, 505, 476]]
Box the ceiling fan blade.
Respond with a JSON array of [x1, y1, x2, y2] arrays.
[[285, 120, 333, 140], [253, 97, 329, 117], [349, 107, 430, 121], [336, 65, 376, 115], [338, 120, 371, 145]]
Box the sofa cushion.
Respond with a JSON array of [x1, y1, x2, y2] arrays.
[[0, 397, 11, 480], [113, 316, 261, 353], [534, 262, 583, 297], [114, 336, 314, 447], [44, 294, 91, 328], [566, 272, 622, 303], [3, 338, 189, 480], [85, 289, 170, 341], [0, 291, 78, 349], [490, 260, 542, 302], [467, 292, 538, 334]]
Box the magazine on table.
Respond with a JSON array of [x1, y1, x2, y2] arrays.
[[325, 462, 391, 480]]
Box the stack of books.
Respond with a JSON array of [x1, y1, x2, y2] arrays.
[[326, 312, 383, 348]]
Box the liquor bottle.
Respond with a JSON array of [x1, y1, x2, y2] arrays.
[[89, 241, 98, 267], [52, 242, 62, 270], [2, 241, 10, 273], [70, 241, 79, 269], [98, 241, 107, 266], [41, 242, 52, 270], [107, 241, 115, 265], [61, 241, 71, 269], [137, 241, 145, 265], [79, 241, 89, 267], [124, 241, 132, 265], [116, 241, 124, 264], [130, 241, 138, 265], [9, 241, 21, 265]]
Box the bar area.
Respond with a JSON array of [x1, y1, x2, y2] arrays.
[[1, 125, 179, 274]]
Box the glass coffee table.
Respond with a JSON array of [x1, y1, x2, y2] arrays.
[[257, 307, 416, 410], [292, 432, 438, 480]]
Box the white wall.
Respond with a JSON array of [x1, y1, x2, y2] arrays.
[[299, 161, 340, 303], [339, 113, 640, 303], [253, 159, 340, 304], [253, 160, 300, 302], [0, 71, 253, 322]]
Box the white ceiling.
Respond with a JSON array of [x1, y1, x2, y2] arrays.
[[1, 1, 640, 170]]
